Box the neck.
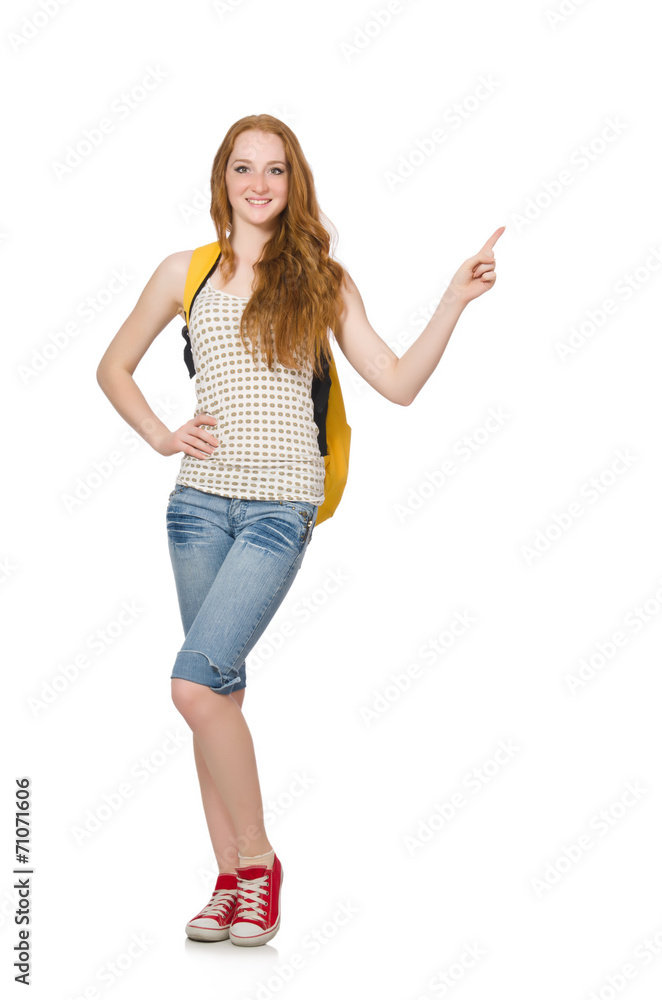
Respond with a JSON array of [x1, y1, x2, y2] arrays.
[[227, 215, 277, 267]]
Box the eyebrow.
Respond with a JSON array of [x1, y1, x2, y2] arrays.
[[230, 158, 287, 166]]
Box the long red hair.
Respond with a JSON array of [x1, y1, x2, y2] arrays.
[[210, 114, 347, 378]]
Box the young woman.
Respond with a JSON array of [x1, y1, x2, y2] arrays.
[[96, 114, 503, 948]]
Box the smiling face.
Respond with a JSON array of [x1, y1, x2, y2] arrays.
[[225, 129, 289, 229]]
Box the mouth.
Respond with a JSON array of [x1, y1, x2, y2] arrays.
[[246, 198, 272, 206]]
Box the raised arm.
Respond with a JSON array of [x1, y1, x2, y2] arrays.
[[333, 227, 505, 406]]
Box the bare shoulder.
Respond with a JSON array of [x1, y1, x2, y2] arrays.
[[335, 266, 370, 322], [158, 249, 194, 319], [336, 266, 360, 311], [96, 249, 196, 378], [338, 265, 356, 293]]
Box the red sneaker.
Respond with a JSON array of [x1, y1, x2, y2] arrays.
[[185, 872, 238, 941], [230, 855, 283, 947]]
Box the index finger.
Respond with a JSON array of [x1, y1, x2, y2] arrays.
[[481, 226, 506, 254]]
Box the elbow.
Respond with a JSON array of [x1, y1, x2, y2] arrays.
[[96, 362, 111, 391], [383, 384, 414, 406], [388, 361, 414, 406], [96, 361, 123, 394], [96, 361, 131, 389], [393, 387, 415, 407]]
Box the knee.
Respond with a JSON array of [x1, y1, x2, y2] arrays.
[[171, 678, 206, 726], [171, 678, 234, 729]]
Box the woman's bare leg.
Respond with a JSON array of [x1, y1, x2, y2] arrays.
[[172, 679, 273, 867], [192, 687, 247, 872]]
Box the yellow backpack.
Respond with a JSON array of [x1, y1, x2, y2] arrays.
[[181, 241, 351, 526]]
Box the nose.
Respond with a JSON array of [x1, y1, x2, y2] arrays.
[[248, 172, 269, 193]]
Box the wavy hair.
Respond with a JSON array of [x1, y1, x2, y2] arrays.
[[209, 114, 347, 378]]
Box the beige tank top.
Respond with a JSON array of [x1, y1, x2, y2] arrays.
[[175, 276, 326, 504]]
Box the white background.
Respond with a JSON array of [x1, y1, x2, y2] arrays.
[[3, 0, 662, 997]]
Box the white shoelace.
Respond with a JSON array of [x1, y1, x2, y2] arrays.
[[234, 873, 269, 923], [193, 887, 237, 922]]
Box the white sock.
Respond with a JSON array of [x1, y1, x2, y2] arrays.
[[238, 848, 275, 869]]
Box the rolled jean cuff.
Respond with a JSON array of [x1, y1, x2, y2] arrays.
[[171, 649, 246, 694]]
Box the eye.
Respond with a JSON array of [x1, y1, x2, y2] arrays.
[[233, 166, 285, 174]]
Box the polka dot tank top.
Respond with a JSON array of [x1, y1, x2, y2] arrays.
[[175, 275, 326, 504]]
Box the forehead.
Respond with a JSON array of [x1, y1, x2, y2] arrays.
[[230, 130, 287, 163]]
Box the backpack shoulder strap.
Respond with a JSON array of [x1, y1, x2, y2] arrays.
[[184, 241, 221, 323], [315, 349, 351, 527], [181, 241, 221, 378]]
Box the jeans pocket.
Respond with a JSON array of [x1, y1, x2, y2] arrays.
[[168, 484, 189, 501]]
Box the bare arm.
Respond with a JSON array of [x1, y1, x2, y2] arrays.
[[333, 227, 505, 406], [333, 273, 467, 406], [96, 250, 220, 459]]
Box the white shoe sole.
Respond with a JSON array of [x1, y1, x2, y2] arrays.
[[185, 923, 231, 942], [230, 867, 283, 947]]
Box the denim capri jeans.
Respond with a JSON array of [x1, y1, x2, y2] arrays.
[[166, 483, 318, 695]]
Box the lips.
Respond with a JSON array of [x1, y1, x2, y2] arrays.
[[246, 198, 271, 205]]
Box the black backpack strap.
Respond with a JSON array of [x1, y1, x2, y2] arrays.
[[181, 249, 222, 379], [181, 325, 195, 378], [311, 354, 331, 456]]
